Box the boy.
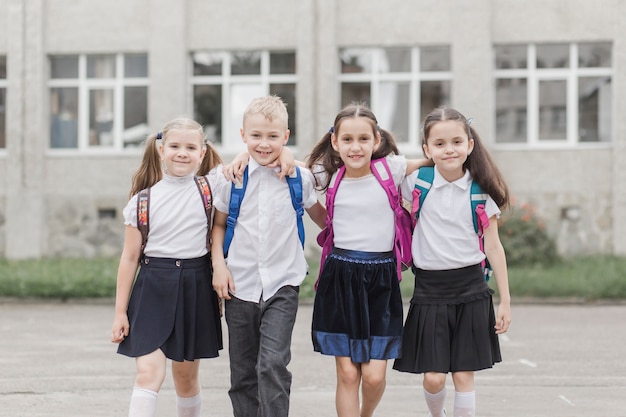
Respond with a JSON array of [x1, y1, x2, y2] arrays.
[[211, 95, 325, 417]]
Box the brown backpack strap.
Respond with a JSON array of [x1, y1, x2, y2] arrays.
[[193, 176, 213, 250], [136, 188, 150, 258]]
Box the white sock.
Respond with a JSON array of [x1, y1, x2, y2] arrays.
[[453, 391, 475, 417], [176, 392, 202, 417], [128, 387, 158, 417], [424, 386, 446, 417]]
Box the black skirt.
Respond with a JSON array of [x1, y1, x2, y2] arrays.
[[393, 264, 501, 374], [311, 248, 403, 363], [117, 255, 223, 362]]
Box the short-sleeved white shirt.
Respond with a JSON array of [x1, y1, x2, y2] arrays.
[[212, 158, 319, 302], [401, 168, 500, 270]]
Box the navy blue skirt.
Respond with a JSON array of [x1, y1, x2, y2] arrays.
[[393, 264, 501, 374], [311, 248, 403, 363], [117, 255, 223, 362]]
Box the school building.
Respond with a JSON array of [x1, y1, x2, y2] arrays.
[[0, 0, 624, 259]]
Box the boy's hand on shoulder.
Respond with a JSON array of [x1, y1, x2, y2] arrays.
[[212, 263, 235, 300]]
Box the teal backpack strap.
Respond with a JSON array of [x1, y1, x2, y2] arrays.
[[193, 175, 213, 251], [470, 181, 493, 281], [286, 166, 305, 248], [136, 188, 150, 259], [223, 167, 248, 257], [411, 166, 435, 226]]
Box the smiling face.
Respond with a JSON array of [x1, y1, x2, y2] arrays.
[[331, 116, 381, 178], [158, 129, 206, 177], [241, 113, 290, 166], [423, 120, 474, 182]]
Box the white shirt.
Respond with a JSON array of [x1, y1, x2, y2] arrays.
[[123, 170, 220, 259], [212, 158, 319, 302], [330, 154, 407, 252], [401, 168, 500, 270]]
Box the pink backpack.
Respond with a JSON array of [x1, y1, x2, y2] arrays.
[[316, 157, 413, 285]]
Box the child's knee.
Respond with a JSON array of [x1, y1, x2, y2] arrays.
[[423, 372, 447, 393]]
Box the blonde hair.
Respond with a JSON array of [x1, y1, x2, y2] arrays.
[[129, 117, 222, 197], [243, 95, 289, 129]]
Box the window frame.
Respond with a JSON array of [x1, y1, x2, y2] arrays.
[[47, 53, 149, 154], [494, 43, 613, 150], [0, 55, 6, 151]]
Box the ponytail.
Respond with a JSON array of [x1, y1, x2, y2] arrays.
[[129, 134, 162, 198], [197, 141, 222, 175]]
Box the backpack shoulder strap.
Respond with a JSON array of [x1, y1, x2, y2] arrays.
[[370, 158, 400, 209], [324, 165, 345, 226], [194, 175, 213, 250], [411, 166, 435, 225], [470, 180, 493, 281], [223, 167, 248, 257], [136, 188, 150, 257], [286, 166, 305, 248]]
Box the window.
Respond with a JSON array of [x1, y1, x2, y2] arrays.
[[0, 56, 6, 149], [338, 46, 451, 147], [191, 50, 297, 149], [48, 53, 149, 150], [494, 42, 612, 146]]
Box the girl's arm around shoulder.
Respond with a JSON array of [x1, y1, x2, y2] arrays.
[[306, 202, 326, 229], [405, 157, 433, 176], [111, 225, 142, 344], [299, 167, 326, 228], [483, 216, 511, 335]]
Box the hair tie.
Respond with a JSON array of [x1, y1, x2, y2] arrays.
[[156, 132, 163, 140], [329, 126, 334, 134], [466, 118, 474, 126]]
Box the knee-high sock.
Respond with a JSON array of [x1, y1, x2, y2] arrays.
[[424, 386, 446, 417], [453, 391, 475, 417], [176, 392, 201, 417], [129, 387, 158, 417]]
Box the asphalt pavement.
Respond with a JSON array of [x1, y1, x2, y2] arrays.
[[1, 299, 625, 417]]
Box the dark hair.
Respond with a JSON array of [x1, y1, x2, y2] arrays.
[[422, 107, 510, 208], [306, 102, 399, 190], [129, 118, 222, 197]]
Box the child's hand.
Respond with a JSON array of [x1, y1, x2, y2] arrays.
[[268, 147, 295, 180], [111, 313, 129, 343], [224, 152, 250, 183], [494, 301, 511, 334], [212, 263, 235, 300]]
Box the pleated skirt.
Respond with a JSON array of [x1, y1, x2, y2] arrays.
[[312, 248, 403, 363], [393, 264, 501, 374], [117, 255, 223, 362]]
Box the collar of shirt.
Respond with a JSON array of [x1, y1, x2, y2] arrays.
[[432, 168, 472, 190], [248, 157, 282, 176]]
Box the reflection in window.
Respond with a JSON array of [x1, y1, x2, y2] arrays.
[[536, 44, 569, 68], [191, 50, 297, 148], [579, 77, 612, 142], [495, 78, 527, 143], [339, 46, 451, 146], [578, 42, 612, 68], [48, 53, 149, 150], [538, 81, 566, 140], [494, 45, 527, 70]]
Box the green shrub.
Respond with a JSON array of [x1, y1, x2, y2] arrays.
[[498, 201, 559, 267]]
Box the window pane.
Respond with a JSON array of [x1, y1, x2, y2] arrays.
[[89, 89, 114, 146], [538, 80, 567, 140], [230, 84, 265, 144], [341, 82, 370, 107], [123, 86, 148, 147], [578, 42, 612, 68], [194, 85, 222, 144], [495, 78, 527, 143], [0, 56, 6, 78], [494, 45, 527, 70], [340, 49, 372, 73], [579, 76, 612, 142], [537, 44, 569, 68], [50, 87, 78, 148], [380, 48, 411, 73], [377, 82, 410, 143], [193, 52, 223, 76], [232, 52, 261, 75], [420, 81, 451, 123], [124, 54, 148, 78], [420, 46, 451, 71], [51, 55, 79, 78], [0, 88, 5, 148], [270, 52, 296, 74], [270, 83, 297, 145], [87, 55, 116, 78]]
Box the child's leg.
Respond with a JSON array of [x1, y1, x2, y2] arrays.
[[129, 350, 168, 417], [257, 285, 299, 417], [224, 297, 261, 417], [172, 360, 201, 417], [423, 372, 447, 417], [335, 356, 361, 417], [451, 371, 475, 417], [359, 359, 387, 417]]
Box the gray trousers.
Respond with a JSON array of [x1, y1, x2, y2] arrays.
[[225, 285, 299, 417]]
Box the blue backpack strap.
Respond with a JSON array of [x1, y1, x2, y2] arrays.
[[286, 166, 305, 248], [470, 180, 493, 281], [223, 167, 248, 257], [411, 166, 435, 225], [193, 175, 213, 251]]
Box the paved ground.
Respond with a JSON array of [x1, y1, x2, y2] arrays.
[[0, 300, 625, 417]]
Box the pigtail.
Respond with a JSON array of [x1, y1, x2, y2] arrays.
[[129, 134, 162, 198], [306, 131, 342, 191], [197, 141, 223, 176], [374, 128, 399, 159]]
